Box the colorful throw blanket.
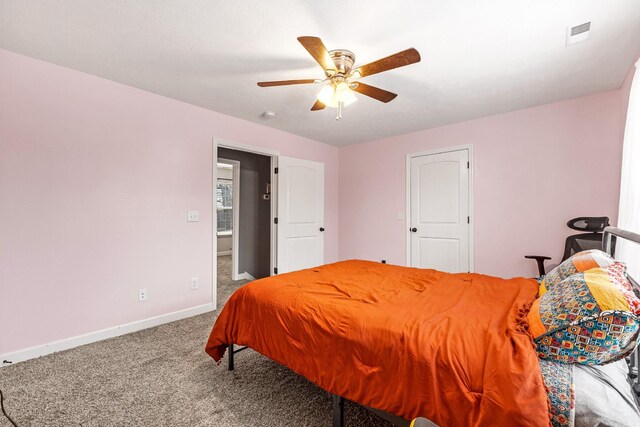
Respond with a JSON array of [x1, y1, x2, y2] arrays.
[[539, 359, 575, 427]]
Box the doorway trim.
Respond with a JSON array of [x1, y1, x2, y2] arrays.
[[212, 138, 279, 310], [405, 144, 474, 271], [217, 158, 241, 280]]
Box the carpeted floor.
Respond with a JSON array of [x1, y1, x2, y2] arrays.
[[0, 256, 390, 426]]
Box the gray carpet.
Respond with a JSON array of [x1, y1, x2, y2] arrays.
[[0, 256, 391, 426]]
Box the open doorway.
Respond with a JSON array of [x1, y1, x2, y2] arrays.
[[212, 139, 326, 310], [216, 147, 273, 304]]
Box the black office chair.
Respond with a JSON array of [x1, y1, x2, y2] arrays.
[[525, 217, 610, 277]]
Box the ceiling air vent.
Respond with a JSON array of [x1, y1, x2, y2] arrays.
[[566, 22, 591, 46]]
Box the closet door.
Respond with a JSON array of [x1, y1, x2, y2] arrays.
[[409, 149, 470, 273]]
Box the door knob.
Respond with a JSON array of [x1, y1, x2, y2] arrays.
[[410, 227, 417, 232], [319, 227, 325, 232]]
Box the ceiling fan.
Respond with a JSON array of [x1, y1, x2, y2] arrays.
[[257, 36, 421, 120]]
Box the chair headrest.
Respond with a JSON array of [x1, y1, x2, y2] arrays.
[[567, 217, 610, 232]]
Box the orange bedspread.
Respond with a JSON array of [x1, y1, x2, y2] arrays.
[[206, 260, 550, 426]]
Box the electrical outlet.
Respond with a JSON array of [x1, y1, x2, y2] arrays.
[[187, 210, 200, 222], [190, 277, 199, 290], [138, 289, 147, 302]]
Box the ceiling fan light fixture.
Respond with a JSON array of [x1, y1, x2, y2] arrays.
[[258, 37, 421, 119], [316, 82, 358, 108]]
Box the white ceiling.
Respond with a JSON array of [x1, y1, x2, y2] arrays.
[[1, 1, 639, 146]]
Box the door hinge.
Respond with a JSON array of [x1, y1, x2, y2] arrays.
[[467, 161, 470, 169], [467, 216, 470, 224], [274, 167, 278, 174], [274, 217, 278, 224], [274, 267, 278, 274]]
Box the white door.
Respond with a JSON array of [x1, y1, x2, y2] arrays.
[[277, 156, 324, 273], [409, 149, 470, 272]]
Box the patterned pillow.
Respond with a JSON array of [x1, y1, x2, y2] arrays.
[[539, 249, 616, 297], [528, 265, 640, 365]]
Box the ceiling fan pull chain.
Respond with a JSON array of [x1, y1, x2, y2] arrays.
[[336, 101, 343, 121]]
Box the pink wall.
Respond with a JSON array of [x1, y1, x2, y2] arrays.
[[339, 90, 624, 278], [0, 49, 339, 355], [1, 46, 634, 357]]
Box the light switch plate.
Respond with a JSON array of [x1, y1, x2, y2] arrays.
[[187, 210, 200, 222]]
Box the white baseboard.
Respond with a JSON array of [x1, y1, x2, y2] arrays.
[[0, 303, 214, 367], [235, 272, 256, 281], [217, 251, 232, 256]]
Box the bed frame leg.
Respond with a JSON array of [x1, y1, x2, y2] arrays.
[[228, 343, 234, 371], [332, 394, 344, 427]]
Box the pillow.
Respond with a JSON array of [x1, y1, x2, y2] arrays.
[[539, 249, 616, 297], [574, 360, 640, 427], [528, 265, 640, 365]]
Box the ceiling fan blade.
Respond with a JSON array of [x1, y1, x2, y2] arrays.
[[352, 82, 397, 103], [257, 79, 317, 87], [297, 36, 336, 72], [353, 48, 421, 78], [311, 100, 326, 111]]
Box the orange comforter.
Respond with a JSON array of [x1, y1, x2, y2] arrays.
[[206, 260, 550, 426]]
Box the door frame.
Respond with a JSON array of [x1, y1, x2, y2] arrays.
[[405, 144, 474, 271], [216, 158, 241, 280], [212, 138, 279, 310]]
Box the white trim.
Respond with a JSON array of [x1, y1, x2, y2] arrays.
[[211, 143, 217, 310], [405, 144, 475, 272], [271, 155, 278, 276], [0, 303, 213, 366], [236, 272, 256, 281], [216, 230, 232, 237], [217, 250, 232, 256], [215, 138, 280, 157], [468, 145, 475, 272], [405, 155, 411, 267], [406, 144, 474, 160], [217, 157, 241, 280]]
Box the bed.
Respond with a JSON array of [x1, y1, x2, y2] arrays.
[[206, 227, 640, 426]]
